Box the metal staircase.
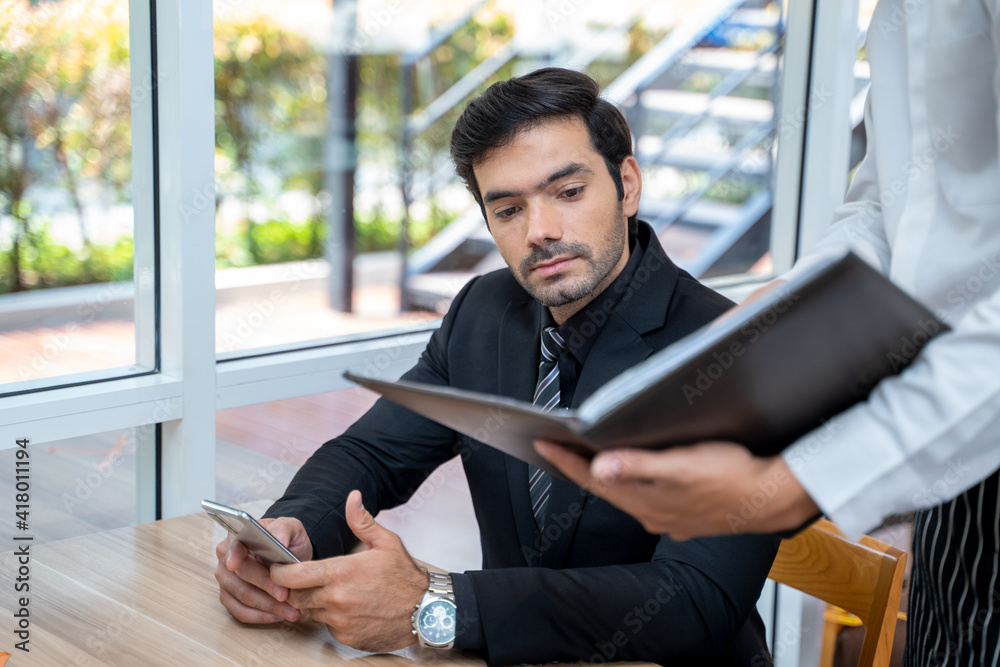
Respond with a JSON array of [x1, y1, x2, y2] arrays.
[[395, 0, 870, 312]]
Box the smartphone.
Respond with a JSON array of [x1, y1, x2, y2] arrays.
[[202, 500, 301, 565]]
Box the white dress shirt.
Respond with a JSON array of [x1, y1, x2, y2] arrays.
[[780, 0, 1000, 538]]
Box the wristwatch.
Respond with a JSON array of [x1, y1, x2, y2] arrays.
[[411, 571, 457, 649]]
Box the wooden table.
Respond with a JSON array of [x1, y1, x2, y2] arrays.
[[0, 504, 657, 666], [0, 507, 486, 666]]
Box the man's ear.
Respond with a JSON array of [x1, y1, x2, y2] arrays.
[[619, 155, 642, 218]]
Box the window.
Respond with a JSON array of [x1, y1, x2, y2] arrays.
[[210, 0, 792, 358], [212, 0, 441, 356], [0, 0, 156, 394], [0, 428, 139, 544]]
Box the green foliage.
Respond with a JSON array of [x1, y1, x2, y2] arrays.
[[216, 217, 326, 269], [212, 207, 456, 267], [248, 217, 325, 265], [0, 223, 133, 293], [704, 177, 754, 205], [213, 14, 326, 200], [0, 0, 133, 292], [410, 208, 457, 249], [353, 210, 400, 255]]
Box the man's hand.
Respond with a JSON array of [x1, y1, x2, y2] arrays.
[[215, 516, 313, 624], [535, 440, 820, 539], [271, 490, 428, 652]]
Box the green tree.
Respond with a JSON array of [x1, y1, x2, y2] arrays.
[[0, 0, 51, 291], [214, 12, 326, 258], [0, 0, 133, 293]]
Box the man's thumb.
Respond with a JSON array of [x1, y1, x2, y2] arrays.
[[345, 489, 391, 549]]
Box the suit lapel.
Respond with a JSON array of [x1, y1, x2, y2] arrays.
[[575, 232, 680, 398], [541, 232, 681, 569], [497, 298, 544, 564]]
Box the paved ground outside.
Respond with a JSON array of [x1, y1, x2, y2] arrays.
[[0, 280, 438, 385]]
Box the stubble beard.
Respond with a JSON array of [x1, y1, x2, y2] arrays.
[[515, 203, 628, 308]]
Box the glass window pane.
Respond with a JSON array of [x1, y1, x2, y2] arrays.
[[0, 0, 152, 392], [0, 428, 138, 545], [213, 0, 440, 356], [216, 388, 480, 572], [851, 0, 875, 180], [213, 1, 787, 356]]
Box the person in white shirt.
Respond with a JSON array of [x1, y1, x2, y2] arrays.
[[537, 0, 1000, 664]]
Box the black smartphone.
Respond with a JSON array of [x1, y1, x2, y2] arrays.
[[202, 500, 301, 565]]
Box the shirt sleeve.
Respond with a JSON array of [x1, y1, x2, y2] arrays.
[[451, 572, 486, 650], [781, 92, 893, 284], [784, 288, 1000, 537], [262, 278, 479, 556], [780, 89, 1000, 538]]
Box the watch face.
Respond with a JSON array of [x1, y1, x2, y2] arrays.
[[418, 599, 456, 645]]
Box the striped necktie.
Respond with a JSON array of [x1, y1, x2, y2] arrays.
[[529, 326, 565, 529]]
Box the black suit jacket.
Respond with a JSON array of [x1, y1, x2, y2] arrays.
[[266, 222, 779, 666]]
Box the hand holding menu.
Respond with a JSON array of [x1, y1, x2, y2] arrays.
[[345, 252, 947, 477]]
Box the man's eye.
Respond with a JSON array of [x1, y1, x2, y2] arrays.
[[495, 207, 518, 219], [561, 187, 584, 198]]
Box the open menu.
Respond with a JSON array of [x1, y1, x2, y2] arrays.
[[346, 252, 947, 477]]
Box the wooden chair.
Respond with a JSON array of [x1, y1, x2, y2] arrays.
[[768, 519, 907, 667]]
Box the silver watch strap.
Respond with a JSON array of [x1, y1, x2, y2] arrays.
[[427, 572, 455, 601]]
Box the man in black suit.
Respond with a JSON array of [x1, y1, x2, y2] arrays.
[[215, 67, 779, 666]]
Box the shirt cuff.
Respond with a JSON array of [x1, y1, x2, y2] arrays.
[[781, 401, 908, 539], [451, 572, 486, 651]]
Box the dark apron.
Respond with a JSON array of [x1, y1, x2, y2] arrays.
[[904, 467, 1000, 666]]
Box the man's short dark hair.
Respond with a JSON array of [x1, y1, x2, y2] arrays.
[[450, 67, 637, 233]]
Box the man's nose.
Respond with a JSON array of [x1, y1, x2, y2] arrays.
[[524, 202, 563, 247]]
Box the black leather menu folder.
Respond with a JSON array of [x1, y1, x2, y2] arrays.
[[345, 252, 948, 477]]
